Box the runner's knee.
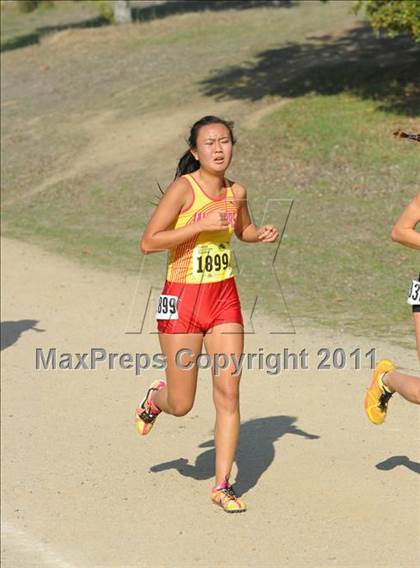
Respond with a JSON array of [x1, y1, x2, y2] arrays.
[[167, 399, 193, 417], [213, 387, 239, 413]]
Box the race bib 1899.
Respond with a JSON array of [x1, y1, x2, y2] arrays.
[[192, 242, 233, 281], [156, 294, 179, 320], [407, 280, 420, 306]]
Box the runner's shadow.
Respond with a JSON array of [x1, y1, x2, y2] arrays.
[[1, 320, 45, 351], [376, 455, 420, 475], [150, 415, 319, 494]]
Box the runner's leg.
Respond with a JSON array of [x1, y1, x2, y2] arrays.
[[153, 332, 203, 416], [383, 369, 420, 404], [203, 322, 244, 486], [413, 311, 420, 360]]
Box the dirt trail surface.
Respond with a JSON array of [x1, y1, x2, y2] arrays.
[[1, 237, 419, 568], [3, 98, 238, 206]]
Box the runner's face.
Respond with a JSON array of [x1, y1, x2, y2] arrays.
[[191, 123, 233, 174]]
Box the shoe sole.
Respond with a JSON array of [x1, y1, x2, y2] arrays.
[[364, 377, 385, 425], [364, 359, 395, 425], [135, 414, 155, 435], [212, 502, 247, 513], [211, 494, 247, 513]]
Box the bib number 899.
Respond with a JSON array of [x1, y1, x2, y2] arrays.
[[156, 294, 179, 320]]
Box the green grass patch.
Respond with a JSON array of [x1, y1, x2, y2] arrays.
[[0, 0, 102, 51], [232, 94, 419, 346]]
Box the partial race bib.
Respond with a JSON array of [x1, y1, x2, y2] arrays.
[[407, 280, 420, 306], [156, 294, 179, 320], [192, 242, 233, 282]]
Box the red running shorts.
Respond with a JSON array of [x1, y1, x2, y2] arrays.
[[156, 276, 243, 334]]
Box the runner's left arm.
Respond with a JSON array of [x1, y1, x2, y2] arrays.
[[233, 183, 279, 243], [391, 193, 420, 250]]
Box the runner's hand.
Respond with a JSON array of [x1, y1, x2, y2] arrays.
[[257, 224, 279, 242], [199, 210, 229, 231]]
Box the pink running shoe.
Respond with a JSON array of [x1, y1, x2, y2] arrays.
[[135, 379, 166, 436], [211, 477, 247, 513]]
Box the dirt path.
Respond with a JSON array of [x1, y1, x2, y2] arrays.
[[4, 98, 239, 206], [1, 237, 419, 568]]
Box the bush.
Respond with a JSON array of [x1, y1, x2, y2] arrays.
[[96, 0, 114, 23], [18, 0, 54, 13], [18, 0, 40, 12], [354, 0, 420, 42]]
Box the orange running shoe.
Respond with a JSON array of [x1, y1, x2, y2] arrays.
[[364, 359, 396, 425], [211, 479, 247, 513], [135, 379, 166, 435]]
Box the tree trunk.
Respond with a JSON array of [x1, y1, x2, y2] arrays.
[[113, 1, 132, 24]]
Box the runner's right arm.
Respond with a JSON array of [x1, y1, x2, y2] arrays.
[[140, 177, 229, 254], [391, 193, 420, 251]]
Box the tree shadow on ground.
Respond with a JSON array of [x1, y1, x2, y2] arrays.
[[0, 16, 108, 53], [0, 0, 295, 53], [131, 0, 295, 22], [150, 415, 319, 495], [200, 24, 420, 116]]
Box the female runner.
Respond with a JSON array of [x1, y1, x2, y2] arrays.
[[135, 116, 279, 512], [365, 192, 420, 424]]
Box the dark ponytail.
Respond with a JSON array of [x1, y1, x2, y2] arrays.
[[175, 149, 200, 178], [174, 115, 236, 179]]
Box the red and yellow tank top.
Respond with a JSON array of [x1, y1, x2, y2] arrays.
[[166, 174, 238, 284]]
